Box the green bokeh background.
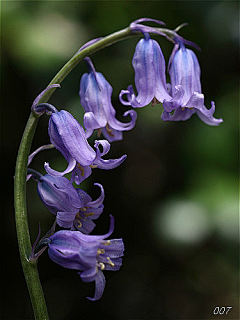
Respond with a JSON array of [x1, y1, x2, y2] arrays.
[[1, 1, 239, 319]]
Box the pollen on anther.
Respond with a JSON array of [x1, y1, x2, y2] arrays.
[[107, 257, 115, 267], [90, 164, 98, 169], [77, 219, 82, 228], [97, 249, 105, 255], [102, 240, 111, 246], [98, 262, 105, 270], [84, 212, 94, 218]]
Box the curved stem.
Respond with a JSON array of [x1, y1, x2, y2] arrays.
[[36, 27, 134, 105], [14, 113, 49, 320]]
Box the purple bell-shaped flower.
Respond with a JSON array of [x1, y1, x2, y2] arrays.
[[80, 58, 137, 142], [119, 33, 171, 108], [36, 173, 104, 234], [161, 42, 223, 125], [46, 215, 124, 301], [44, 109, 127, 184]]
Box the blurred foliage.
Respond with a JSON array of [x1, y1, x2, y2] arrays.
[[1, 1, 239, 319]]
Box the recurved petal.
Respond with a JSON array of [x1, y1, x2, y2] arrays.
[[86, 270, 106, 301], [88, 183, 105, 207], [108, 109, 137, 131], [94, 153, 127, 170], [93, 139, 127, 169], [195, 101, 223, 126], [94, 140, 111, 157], [119, 88, 132, 106], [44, 157, 77, 177], [184, 92, 223, 125], [28, 144, 54, 166], [74, 215, 115, 242]]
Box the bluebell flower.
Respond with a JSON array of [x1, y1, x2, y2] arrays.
[[161, 42, 223, 125], [44, 109, 127, 183], [80, 58, 137, 142], [36, 173, 104, 234], [46, 215, 124, 301], [119, 33, 171, 108]]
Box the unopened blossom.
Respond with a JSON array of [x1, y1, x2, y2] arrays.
[[46, 215, 124, 301], [35, 172, 104, 234], [44, 109, 127, 183], [161, 42, 223, 125], [119, 33, 171, 108], [80, 58, 137, 142]]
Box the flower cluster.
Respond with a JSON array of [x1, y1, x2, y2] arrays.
[[28, 67, 130, 299], [28, 17, 223, 302], [120, 19, 223, 125]]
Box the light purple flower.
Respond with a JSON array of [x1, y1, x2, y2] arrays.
[[161, 42, 223, 125], [119, 33, 172, 108], [80, 58, 137, 142], [37, 173, 105, 234], [44, 110, 127, 183], [47, 215, 124, 301]]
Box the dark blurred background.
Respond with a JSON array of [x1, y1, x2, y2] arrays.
[[1, 1, 239, 319]]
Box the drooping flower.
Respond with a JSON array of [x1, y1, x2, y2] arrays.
[[32, 171, 104, 234], [46, 215, 124, 301], [119, 33, 172, 108], [44, 109, 127, 183], [79, 57, 137, 142], [161, 42, 223, 125]]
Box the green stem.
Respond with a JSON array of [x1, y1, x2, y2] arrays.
[[14, 113, 49, 320]]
